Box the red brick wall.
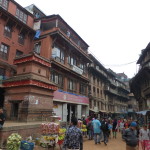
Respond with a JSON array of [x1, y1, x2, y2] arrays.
[[0, 124, 41, 148], [8, 1, 34, 28]]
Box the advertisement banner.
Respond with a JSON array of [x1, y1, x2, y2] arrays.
[[53, 90, 89, 105]]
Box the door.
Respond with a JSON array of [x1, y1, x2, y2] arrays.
[[11, 103, 19, 120]]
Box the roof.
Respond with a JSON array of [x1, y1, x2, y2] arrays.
[[38, 14, 89, 48], [137, 42, 150, 64], [25, 4, 46, 18], [89, 54, 107, 72]]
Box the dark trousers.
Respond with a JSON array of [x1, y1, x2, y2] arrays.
[[103, 131, 108, 143]]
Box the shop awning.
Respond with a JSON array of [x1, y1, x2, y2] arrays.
[[136, 110, 150, 115], [99, 110, 107, 113], [89, 109, 99, 113]]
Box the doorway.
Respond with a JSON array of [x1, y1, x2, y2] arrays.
[[11, 102, 19, 120], [67, 104, 76, 122]]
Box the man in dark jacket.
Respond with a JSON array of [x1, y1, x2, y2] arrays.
[[101, 118, 109, 145], [122, 121, 138, 150]]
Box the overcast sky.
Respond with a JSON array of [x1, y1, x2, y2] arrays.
[[15, 0, 150, 78]]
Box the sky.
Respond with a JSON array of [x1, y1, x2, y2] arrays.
[[15, 0, 150, 78]]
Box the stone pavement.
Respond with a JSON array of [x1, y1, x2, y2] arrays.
[[83, 132, 126, 150]]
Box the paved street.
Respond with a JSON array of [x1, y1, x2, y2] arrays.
[[83, 132, 126, 150]]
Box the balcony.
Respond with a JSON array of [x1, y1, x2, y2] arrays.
[[41, 15, 88, 53], [104, 86, 118, 96], [71, 65, 83, 75], [0, 0, 8, 10]]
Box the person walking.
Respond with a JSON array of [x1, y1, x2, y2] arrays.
[[112, 119, 118, 139], [101, 118, 109, 145], [120, 120, 125, 134], [87, 117, 93, 140], [122, 121, 139, 150], [92, 116, 101, 144], [0, 108, 5, 129], [139, 124, 150, 150], [63, 117, 83, 150]]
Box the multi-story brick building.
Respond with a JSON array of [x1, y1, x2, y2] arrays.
[[88, 56, 129, 118], [0, 1, 57, 121], [0, 0, 35, 107], [88, 54, 108, 117], [130, 42, 150, 111], [105, 69, 129, 117], [0, 2, 91, 122]]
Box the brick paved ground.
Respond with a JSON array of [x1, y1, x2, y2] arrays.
[[83, 132, 126, 150]]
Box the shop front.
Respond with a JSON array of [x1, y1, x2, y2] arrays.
[[53, 90, 89, 122]]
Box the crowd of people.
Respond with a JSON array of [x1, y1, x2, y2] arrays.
[[63, 115, 150, 150]]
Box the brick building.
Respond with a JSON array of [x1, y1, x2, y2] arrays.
[[0, 1, 91, 122], [0, 1, 57, 121], [35, 14, 91, 122], [0, 0, 35, 108], [88, 54, 108, 116], [130, 42, 150, 111], [88, 55, 129, 118]]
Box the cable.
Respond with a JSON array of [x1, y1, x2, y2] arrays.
[[104, 60, 137, 67], [88, 49, 137, 67]]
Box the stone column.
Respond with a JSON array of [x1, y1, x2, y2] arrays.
[[77, 105, 82, 119]]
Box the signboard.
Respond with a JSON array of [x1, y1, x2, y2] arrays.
[[53, 90, 89, 105], [72, 65, 83, 75]]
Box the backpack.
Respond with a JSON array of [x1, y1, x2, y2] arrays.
[[101, 122, 108, 131], [87, 122, 93, 130]]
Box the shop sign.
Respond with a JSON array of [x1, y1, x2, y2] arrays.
[[53, 90, 89, 104]]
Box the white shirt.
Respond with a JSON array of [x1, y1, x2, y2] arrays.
[[139, 128, 150, 141], [120, 122, 124, 129]]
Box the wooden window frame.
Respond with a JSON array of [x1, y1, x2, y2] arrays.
[[0, 43, 9, 60]]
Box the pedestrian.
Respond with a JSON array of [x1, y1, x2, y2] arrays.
[[120, 120, 125, 134], [82, 115, 87, 138], [108, 120, 113, 139], [92, 116, 101, 144], [0, 108, 5, 129], [122, 121, 139, 150], [101, 118, 109, 145], [139, 124, 150, 150], [112, 119, 118, 139], [87, 117, 93, 140], [63, 117, 83, 150]]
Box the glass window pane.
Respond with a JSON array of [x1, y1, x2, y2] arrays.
[[3, 0, 8, 8], [16, 9, 19, 17]]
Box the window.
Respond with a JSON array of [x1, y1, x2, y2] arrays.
[[52, 46, 65, 63], [68, 78, 76, 93], [68, 54, 77, 66], [4, 24, 12, 38], [93, 87, 96, 97], [51, 71, 63, 89], [0, 0, 8, 10], [0, 43, 9, 60], [97, 88, 99, 98], [34, 42, 41, 54], [16, 50, 23, 57], [80, 83, 87, 95], [16, 8, 27, 24], [18, 32, 25, 45]]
